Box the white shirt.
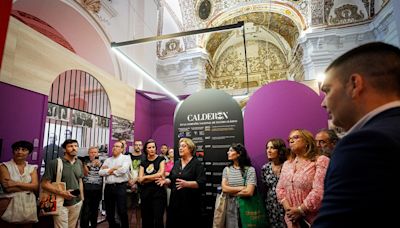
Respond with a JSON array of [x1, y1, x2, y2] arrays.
[[99, 154, 132, 184], [347, 100, 400, 134]]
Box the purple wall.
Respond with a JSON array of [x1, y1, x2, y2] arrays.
[[0, 82, 47, 167], [151, 98, 178, 150], [134, 92, 154, 143], [134, 92, 183, 152], [244, 80, 328, 173]]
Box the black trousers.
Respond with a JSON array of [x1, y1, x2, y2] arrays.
[[80, 188, 102, 228], [104, 183, 129, 228], [140, 187, 166, 228]]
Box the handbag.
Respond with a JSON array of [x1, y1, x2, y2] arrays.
[[238, 167, 269, 228], [212, 167, 230, 228], [1, 161, 38, 223], [212, 191, 227, 228], [38, 158, 66, 216]]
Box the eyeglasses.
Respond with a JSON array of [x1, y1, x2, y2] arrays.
[[288, 135, 302, 143], [113, 145, 122, 148], [315, 140, 328, 145]]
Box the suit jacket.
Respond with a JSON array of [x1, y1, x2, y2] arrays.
[[312, 107, 400, 228]]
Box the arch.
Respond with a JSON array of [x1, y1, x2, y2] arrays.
[[13, 0, 119, 77], [43, 69, 112, 166], [200, 2, 306, 48]]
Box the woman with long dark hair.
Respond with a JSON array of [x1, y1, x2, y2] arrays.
[[221, 143, 256, 228]]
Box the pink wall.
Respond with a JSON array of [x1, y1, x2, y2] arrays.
[[0, 82, 48, 166]]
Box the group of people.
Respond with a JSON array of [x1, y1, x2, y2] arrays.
[[0, 41, 399, 228]]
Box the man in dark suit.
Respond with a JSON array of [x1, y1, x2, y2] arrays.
[[313, 42, 400, 227]]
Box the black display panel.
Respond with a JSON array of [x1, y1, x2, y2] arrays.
[[174, 89, 244, 226]]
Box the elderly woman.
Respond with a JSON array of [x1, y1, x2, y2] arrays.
[[156, 138, 206, 228], [261, 138, 288, 228], [0, 140, 39, 227], [222, 143, 256, 228], [276, 129, 330, 228]]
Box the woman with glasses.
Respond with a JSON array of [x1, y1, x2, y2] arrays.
[[261, 138, 288, 228], [276, 129, 330, 228]]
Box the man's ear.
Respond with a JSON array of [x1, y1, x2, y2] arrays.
[[348, 73, 364, 98]]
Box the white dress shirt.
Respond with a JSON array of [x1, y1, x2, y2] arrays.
[[99, 154, 132, 184]]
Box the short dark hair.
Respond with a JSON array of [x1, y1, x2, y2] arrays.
[[61, 139, 78, 149], [12, 140, 33, 154], [144, 139, 157, 155], [326, 42, 400, 95]]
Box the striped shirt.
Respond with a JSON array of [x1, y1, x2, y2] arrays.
[[222, 166, 256, 187]]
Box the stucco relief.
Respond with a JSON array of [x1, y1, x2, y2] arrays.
[[205, 11, 298, 60], [206, 40, 288, 90], [160, 39, 184, 58], [288, 46, 305, 82], [81, 0, 101, 13], [326, 0, 368, 25]]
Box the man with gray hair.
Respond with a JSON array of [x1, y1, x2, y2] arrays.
[[314, 128, 339, 157]]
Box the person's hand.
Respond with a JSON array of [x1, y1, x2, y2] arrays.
[[93, 159, 101, 167], [59, 189, 77, 200], [1, 178, 17, 188], [101, 165, 109, 169], [176, 178, 187, 190], [286, 206, 302, 223], [128, 178, 137, 186], [155, 177, 169, 187]]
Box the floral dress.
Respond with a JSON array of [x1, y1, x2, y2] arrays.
[[261, 162, 286, 228]]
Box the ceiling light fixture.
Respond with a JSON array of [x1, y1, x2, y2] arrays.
[[111, 21, 245, 102], [111, 47, 181, 102]]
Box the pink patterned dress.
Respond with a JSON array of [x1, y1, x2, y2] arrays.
[[276, 155, 330, 228]]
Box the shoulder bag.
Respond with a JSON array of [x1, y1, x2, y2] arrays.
[[38, 158, 66, 216], [238, 167, 269, 228]]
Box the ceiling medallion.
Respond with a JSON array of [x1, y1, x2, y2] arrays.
[[198, 0, 212, 20]]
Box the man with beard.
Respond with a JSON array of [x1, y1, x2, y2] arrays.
[[41, 139, 84, 228], [314, 128, 339, 158]]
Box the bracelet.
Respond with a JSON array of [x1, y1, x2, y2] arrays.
[[298, 206, 305, 216]]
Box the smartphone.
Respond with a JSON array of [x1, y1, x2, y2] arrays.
[[70, 189, 80, 196]]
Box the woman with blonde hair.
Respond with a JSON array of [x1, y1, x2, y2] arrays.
[[276, 129, 330, 228], [156, 138, 206, 228]]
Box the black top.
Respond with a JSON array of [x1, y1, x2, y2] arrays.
[[167, 157, 206, 228], [139, 156, 165, 199]]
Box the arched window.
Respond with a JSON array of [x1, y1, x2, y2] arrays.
[[42, 70, 111, 167]]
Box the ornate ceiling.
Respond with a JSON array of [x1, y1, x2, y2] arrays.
[[155, 0, 389, 97], [206, 12, 298, 60]]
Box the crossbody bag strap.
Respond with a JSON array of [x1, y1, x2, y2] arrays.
[[241, 167, 249, 186], [56, 158, 63, 183]]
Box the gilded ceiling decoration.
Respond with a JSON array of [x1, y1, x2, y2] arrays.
[[206, 40, 288, 90], [205, 12, 298, 60], [80, 0, 101, 13]]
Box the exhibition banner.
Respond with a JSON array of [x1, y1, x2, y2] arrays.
[[174, 89, 244, 225]]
